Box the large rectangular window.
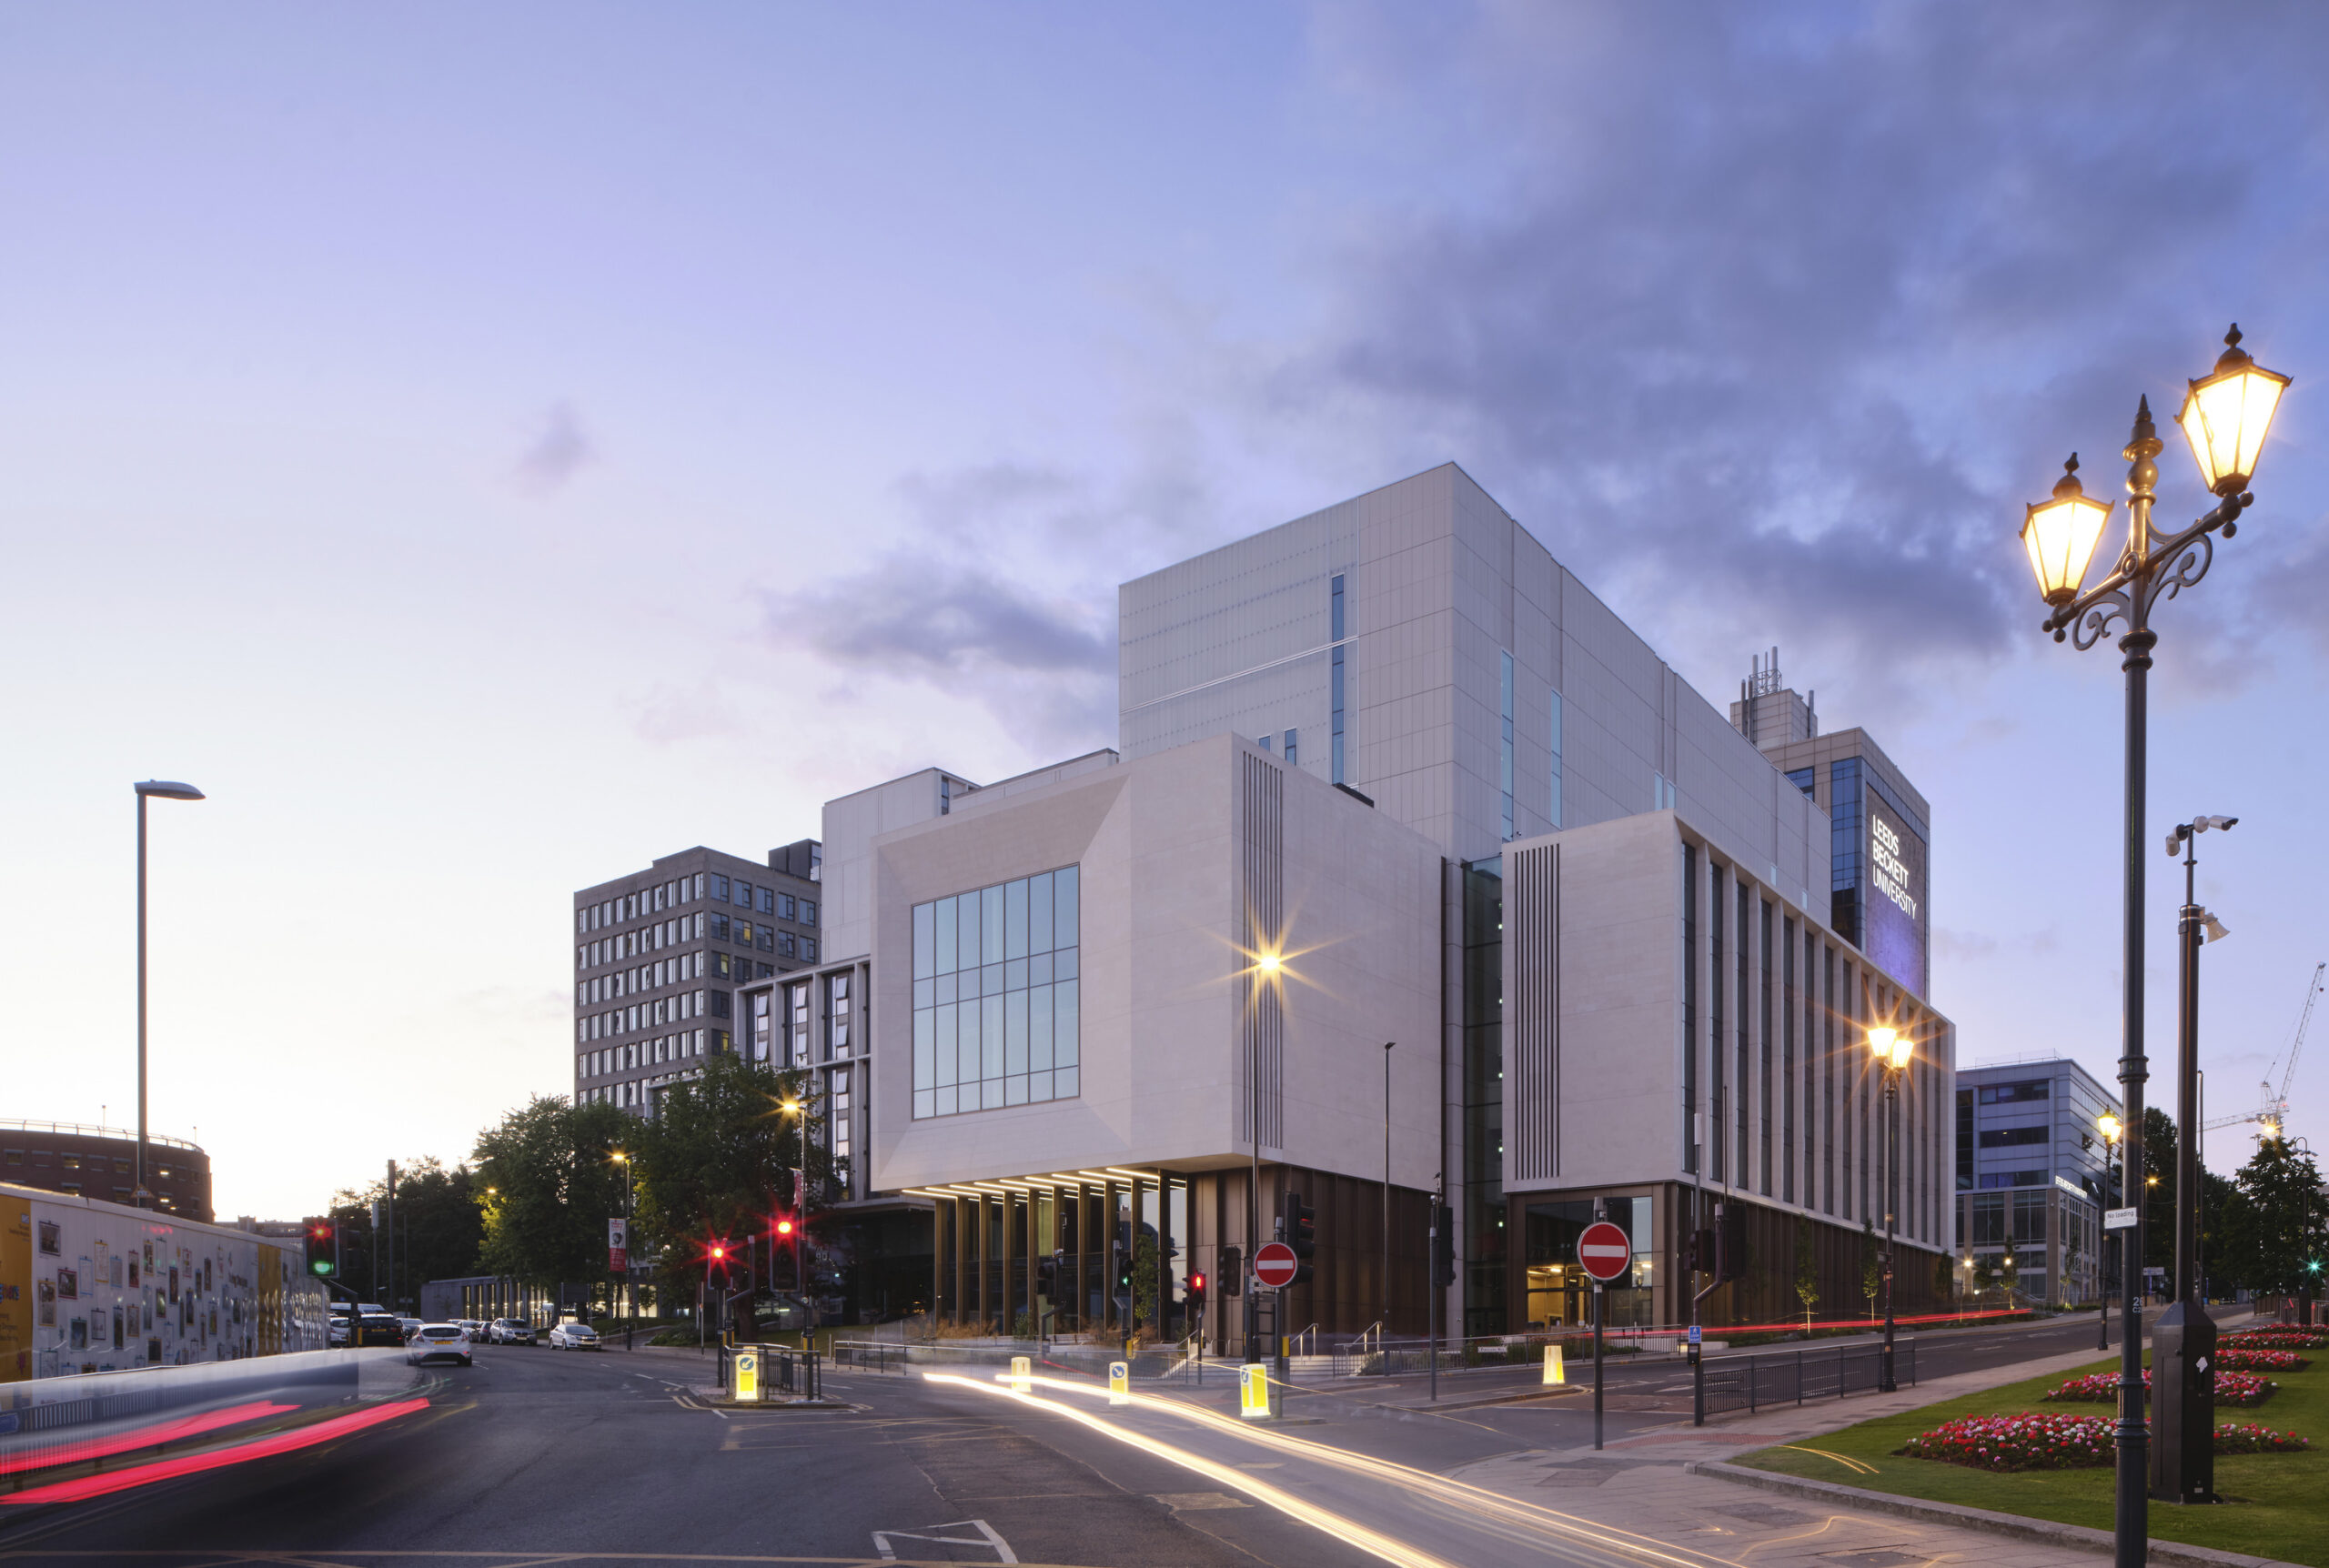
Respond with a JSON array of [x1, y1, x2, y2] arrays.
[[1499, 650, 1516, 841], [1330, 574, 1347, 785], [911, 866, 1080, 1118], [1830, 758, 1864, 948], [1548, 690, 1563, 829]]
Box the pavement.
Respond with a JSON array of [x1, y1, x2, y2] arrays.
[[0, 1307, 2281, 1568]]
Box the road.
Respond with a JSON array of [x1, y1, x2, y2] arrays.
[[0, 1313, 2230, 1568]]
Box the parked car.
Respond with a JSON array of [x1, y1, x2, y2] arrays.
[[547, 1321, 601, 1351], [354, 1312, 406, 1347], [407, 1323, 474, 1367], [489, 1318, 536, 1345], [397, 1316, 423, 1338], [453, 1319, 488, 1342]]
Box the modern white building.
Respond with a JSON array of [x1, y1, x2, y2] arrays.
[[774, 463, 1951, 1342]]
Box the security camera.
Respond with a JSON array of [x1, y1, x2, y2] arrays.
[[2165, 829, 2185, 858], [2199, 815, 2239, 832]]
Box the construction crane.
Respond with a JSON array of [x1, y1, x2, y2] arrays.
[[2205, 961, 2325, 1141]]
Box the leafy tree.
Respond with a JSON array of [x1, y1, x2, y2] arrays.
[[629, 1054, 839, 1316], [1792, 1221, 1819, 1330], [472, 1096, 635, 1308], [1132, 1232, 1160, 1327], [1972, 1249, 1998, 1302], [2224, 1137, 2326, 1295], [328, 1157, 484, 1311], [2141, 1106, 2178, 1271], [1860, 1218, 1880, 1319]]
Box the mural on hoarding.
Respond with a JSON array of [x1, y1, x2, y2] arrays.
[[2, 1183, 328, 1382]]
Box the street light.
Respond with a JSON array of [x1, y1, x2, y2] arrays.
[[2167, 816, 2235, 1318], [2018, 327, 2289, 1559], [133, 780, 205, 1211], [2097, 1111, 2124, 1349], [611, 1151, 635, 1349], [1869, 1024, 1914, 1392]]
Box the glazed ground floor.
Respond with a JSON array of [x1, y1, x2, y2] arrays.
[[918, 1161, 1432, 1346], [1500, 1181, 1954, 1332]]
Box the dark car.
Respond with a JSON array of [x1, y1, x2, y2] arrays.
[[355, 1312, 406, 1347]]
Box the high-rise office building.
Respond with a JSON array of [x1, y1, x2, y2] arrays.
[[1954, 1058, 2116, 1309], [572, 840, 822, 1115]]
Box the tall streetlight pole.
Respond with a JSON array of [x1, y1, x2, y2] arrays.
[[2018, 326, 2290, 1562], [1382, 1041, 1394, 1339], [2097, 1111, 2123, 1351], [133, 780, 205, 1209], [2166, 817, 2234, 1309], [1869, 1025, 1913, 1392], [611, 1151, 635, 1349]]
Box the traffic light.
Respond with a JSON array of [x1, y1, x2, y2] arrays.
[[1431, 1202, 1457, 1290], [1036, 1251, 1060, 1295], [774, 1216, 796, 1239], [1185, 1271, 1206, 1313], [1683, 1228, 1712, 1277], [304, 1219, 337, 1278], [1715, 1202, 1748, 1282], [1219, 1245, 1243, 1296], [1281, 1191, 1316, 1286]]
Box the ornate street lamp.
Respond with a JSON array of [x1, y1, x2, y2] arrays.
[[2097, 1111, 2124, 1350], [2019, 327, 2290, 1561], [1870, 1025, 1913, 1392]]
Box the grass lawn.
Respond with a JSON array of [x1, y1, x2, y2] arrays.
[[1737, 1346, 2328, 1565]]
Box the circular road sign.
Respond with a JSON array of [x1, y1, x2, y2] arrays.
[[1252, 1241, 1300, 1289], [1577, 1221, 1633, 1283]]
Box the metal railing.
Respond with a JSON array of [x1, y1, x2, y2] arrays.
[[0, 1119, 203, 1151], [830, 1340, 910, 1375], [716, 1344, 822, 1400], [1698, 1341, 1916, 1416]]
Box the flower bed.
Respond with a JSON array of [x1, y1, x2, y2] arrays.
[[1901, 1412, 2114, 1471], [2223, 1329, 2329, 1351], [2216, 1422, 2311, 1454], [1902, 1412, 2313, 1471], [2042, 1369, 2278, 1405], [2219, 1349, 2312, 1372]]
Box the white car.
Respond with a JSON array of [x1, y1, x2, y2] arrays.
[[406, 1322, 473, 1367], [455, 1319, 488, 1342], [547, 1321, 601, 1351], [489, 1318, 536, 1345]]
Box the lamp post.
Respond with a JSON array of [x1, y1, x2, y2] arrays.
[[2097, 1111, 2124, 1350], [1246, 949, 1282, 1365], [133, 780, 205, 1209], [611, 1151, 635, 1349], [1869, 1025, 1914, 1392], [2167, 817, 2234, 1311], [2018, 326, 2289, 1559]]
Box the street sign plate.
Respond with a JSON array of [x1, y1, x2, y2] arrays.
[[1577, 1221, 1633, 1282], [1252, 1241, 1299, 1289], [2104, 1207, 2138, 1231]]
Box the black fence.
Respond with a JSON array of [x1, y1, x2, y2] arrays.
[[1699, 1341, 1916, 1417]]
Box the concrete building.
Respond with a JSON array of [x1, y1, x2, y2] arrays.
[[1954, 1058, 2117, 1309], [572, 840, 823, 1114], [0, 1121, 212, 1223], [809, 463, 1951, 1340]]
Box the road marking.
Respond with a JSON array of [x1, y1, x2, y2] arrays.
[[871, 1515, 1018, 1563], [1778, 1444, 1879, 1475]]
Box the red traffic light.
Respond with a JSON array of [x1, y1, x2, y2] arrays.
[[1189, 1272, 1205, 1292], [775, 1217, 795, 1236], [710, 1245, 726, 1261]]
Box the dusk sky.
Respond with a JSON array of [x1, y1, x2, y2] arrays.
[[8, 4, 2327, 1224]]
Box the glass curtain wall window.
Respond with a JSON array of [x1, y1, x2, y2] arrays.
[[1499, 650, 1516, 841], [910, 866, 1081, 1118], [1548, 690, 1563, 828], [1329, 574, 1347, 785]]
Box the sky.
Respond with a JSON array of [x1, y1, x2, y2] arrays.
[[5, 3, 2328, 1224]]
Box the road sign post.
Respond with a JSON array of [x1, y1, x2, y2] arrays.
[[1577, 1218, 1631, 1452]]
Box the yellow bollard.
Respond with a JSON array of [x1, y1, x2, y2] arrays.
[[1240, 1362, 1272, 1420], [1108, 1360, 1130, 1405], [733, 1349, 761, 1402], [1543, 1344, 1565, 1385], [1010, 1354, 1032, 1392]]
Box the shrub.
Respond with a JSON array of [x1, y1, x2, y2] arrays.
[[2216, 1349, 2310, 1372], [2215, 1422, 2310, 1454], [2042, 1369, 2276, 1406], [1902, 1412, 2310, 1471]]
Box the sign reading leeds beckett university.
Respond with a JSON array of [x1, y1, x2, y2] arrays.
[[1864, 791, 1929, 998]]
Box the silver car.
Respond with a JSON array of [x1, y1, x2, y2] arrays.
[[547, 1321, 601, 1351]]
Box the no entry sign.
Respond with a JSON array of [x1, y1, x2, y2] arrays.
[[1577, 1221, 1633, 1282], [1252, 1241, 1300, 1289]]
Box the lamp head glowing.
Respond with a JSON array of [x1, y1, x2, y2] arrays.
[[780, 1100, 802, 1116], [1255, 951, 1282, 975], [2021, 455, 2112, 606], [2178, 325, 2291, 497], [2096, 1111, 2122, 1144], [1868, 1025, 1912, 1072]]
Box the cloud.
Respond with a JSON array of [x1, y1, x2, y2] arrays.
[[515, 400, 596, 494]]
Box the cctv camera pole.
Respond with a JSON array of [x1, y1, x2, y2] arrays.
[[2153, 819, 2223, 1503]]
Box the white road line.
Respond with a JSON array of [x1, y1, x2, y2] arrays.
[[871, 1516, 1017, 1563]]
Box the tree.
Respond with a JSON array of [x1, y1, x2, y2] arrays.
[[1972, 1249, 1999, 1304], [629, 1054, 840, 1322], [2224, 1137, 2326, 1296], [2141, 1106, 2178, 1271], [472, 1096, 635, 1309], [1860, 1218, 1880, 1319], [328, 1157, 484, 1311], [1792, 1221, 1820, 1330]]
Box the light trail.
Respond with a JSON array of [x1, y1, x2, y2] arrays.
[[2, 1398, 430, 1506], [992, 1372, 1741, 1568], [921, 1372, 1458, 1568]]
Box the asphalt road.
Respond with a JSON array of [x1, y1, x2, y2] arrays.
[[0, 1312, 2242, 1568]]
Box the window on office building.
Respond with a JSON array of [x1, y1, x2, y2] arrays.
[[1957, 1090, 1975, 1190], [711, 874, 730, 902], [1787, 767, 1814, 799], [1498, 650, 1515, 840], [759, 888, 774, 915], [830, 973, 852, 1057], [751, 991, 771, 1060], [1979, 1080, 2050, 1105], [1548, 690, 1563, 828], [1830, 758, 1863, 946], [911, 865, 1080, 1118], [803, 938, 817, 960], [1284, 729, 1297, 764], [1979, 1125, 2048, 1148], [1330, 573, 1347, 785], [790, 982, 810, 1068], [832, 1066, 852, 1163], [802, 900, 816, 925]]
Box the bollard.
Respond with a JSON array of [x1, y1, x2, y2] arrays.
[[1239, 1362, 1272, 1420], [1543, 1344, 1565, 1385], [1108, 1360, 1130, 1406], [733, 1348, 761, 1403], [1010, 1354, 1032, 1393]]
